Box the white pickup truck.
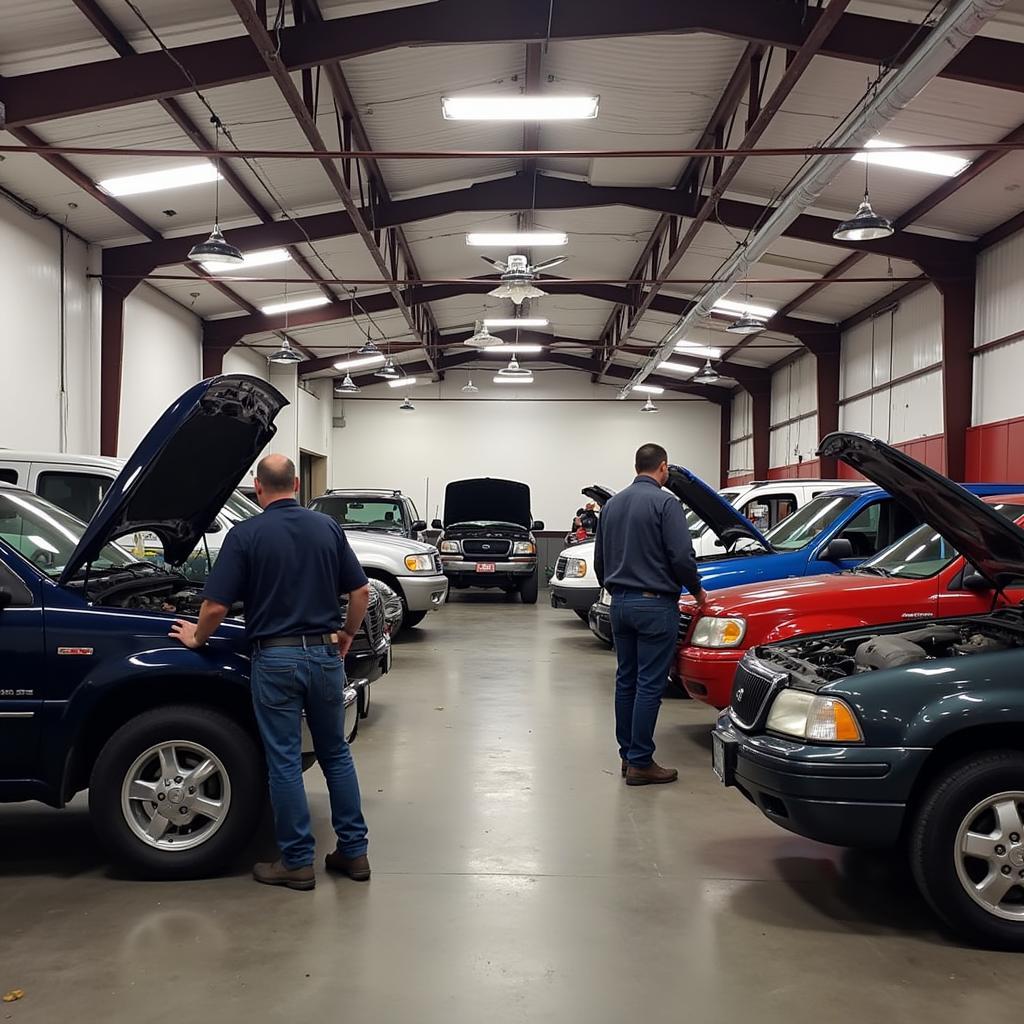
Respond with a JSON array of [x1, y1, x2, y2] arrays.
[[549, 478, 850, 619]]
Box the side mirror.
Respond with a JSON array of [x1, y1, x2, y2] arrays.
[[410, 520, 427, 533], [0, 587, 12, 610], [963, 570, 992, 592], [822, 537, 855, 562], [532, 520, 545, 531], [431, 519, 443, 530]]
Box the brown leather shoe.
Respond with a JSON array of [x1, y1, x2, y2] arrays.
[[253, 860, 316, 891], [325, 850, 371, 881], [625, 762, 678, 787]]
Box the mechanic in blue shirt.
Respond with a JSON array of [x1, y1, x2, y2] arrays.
[[595, 443, 707, 786], [169, 453, 371, 891]]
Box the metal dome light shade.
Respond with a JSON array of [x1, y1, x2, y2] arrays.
[[832, 193, 895, 242], [496, 354, 532, 379], [335, 373, 360, 394], [693, 359, 721, 384], [375, 357, 400, 379], [188, 225, 243, 265], [462, 378, 479, 393], [268, 338, 302, 364], [487, 280, 548, 305], [640, 396, 659, 413], [465, 323, 501, 348], [399, 396, 416, 411], [357, 339, 382, 356], [725, 312, 767, 335]]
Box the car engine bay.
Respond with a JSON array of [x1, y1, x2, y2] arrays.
[[759, 619, 1024, 684]]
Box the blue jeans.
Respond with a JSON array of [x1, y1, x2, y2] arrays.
[[251, 644, 368, 869], [610, 592, 680, 767]]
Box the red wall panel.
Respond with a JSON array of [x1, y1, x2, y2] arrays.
[[834, 434, 947, 481], [965, 416, 1024, 482], [767, 460, 821, 480], [726, 474, 755, 486]]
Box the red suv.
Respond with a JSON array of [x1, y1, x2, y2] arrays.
[[677, 494, 1024, 709]]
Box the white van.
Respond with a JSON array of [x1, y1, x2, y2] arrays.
[[549, 478, 850, 619]]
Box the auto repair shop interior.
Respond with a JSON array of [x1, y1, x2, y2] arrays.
[[7, 0, 1024, 1019]]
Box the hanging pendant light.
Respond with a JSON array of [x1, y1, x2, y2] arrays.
[[335, 373, 360, 393], [832, 192, 894, 242], [726, 312, 767, 335], [269, 338, 301, 364], [693, 358, 721, 385], [375, 356, 400, 379], [640, 396, 659, 413], [188, 120, 243, 265], [465, 322, 501, 348], [399, 396, 416, 411], [462, 377, 479, 393], [357, 339, 381, 356], [496, 354, 532, 379]]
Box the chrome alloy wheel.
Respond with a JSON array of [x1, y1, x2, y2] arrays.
[[120, 741, 232, 852], [955, 790, 1024, 921]]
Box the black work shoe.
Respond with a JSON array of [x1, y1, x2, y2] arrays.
[[625, 762, 679, 787], [325, 850, 371, 881], [253, 860, 316, 891]]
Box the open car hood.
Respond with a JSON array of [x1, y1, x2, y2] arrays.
[[60, 375, 287, 584], [817, 431, 1024, 589], [581, 485, 614, 508], [666, 465, 771, 552], [443, 477, 532, 530]]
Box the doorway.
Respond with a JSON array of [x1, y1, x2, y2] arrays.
[[299, 451, 327, 506]]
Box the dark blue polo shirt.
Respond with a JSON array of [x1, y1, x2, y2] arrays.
[[594, 475, 702, 598], [202, 498, 368, 642]]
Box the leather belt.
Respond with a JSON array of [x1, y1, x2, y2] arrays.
[[255, 632, 336, 650]]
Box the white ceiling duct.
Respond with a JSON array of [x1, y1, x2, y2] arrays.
[[625, 0, 1006, 394]]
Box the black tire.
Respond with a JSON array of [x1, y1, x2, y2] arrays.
[[89, 705, 263, 880], [910, 750, 1024, 950], [574, 609, 590, 623], [403, 609, 427, 629], [519, 571, 539, 604]]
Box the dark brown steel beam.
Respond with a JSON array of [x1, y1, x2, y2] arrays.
[[9, 2, 1024, 129], [933, 269, 976, 481]]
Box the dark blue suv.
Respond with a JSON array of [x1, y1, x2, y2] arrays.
[[0, 375, 387, 878]]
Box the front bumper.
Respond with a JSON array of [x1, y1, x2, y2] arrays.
[[346, 637, 391, 684], [550, 582, 601, 612], [678, 647, 744, 709], [588, 601, 614, 645], [712, 713, 929, 848], [398, 573, 449, 612], [441, 558, 537, 582]]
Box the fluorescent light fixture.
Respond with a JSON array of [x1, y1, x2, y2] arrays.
[[658, 360, 701, 374], [387, 377, 419, 389], [260, 295, 331, 316], [467, 232, 568, 247], [333, 353, 385, 371], [202, 247, 292, 274], [483, 344, 543, 354], [493, 375, 535, 384], [483, 318, 549, 328], [853, 139, 969, 178], [99, 162, 220, 197], [442, 95, 599, 120], [675, 341, 722, 359], [711, 297, 777, 319], [633, 384, 664, 395]]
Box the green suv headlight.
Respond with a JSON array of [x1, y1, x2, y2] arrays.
[[766, 690, 863, 743]]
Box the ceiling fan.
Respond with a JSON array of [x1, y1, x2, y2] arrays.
[[481, 253, 569, 305]]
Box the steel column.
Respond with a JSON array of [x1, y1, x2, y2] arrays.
[[750, 382, 772, 481]]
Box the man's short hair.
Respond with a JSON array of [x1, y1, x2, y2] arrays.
[[635, 443, 668, 474], [256, 454, 296, 492]]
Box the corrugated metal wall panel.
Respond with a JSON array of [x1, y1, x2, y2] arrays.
[[770, 413, 819, 467], [891, 287, 942, 377], [976, 228, 1024, 347], [728, 438, 753, 479], [731, 391, 752, 440], [770, 353, 816, 426], [974, 343, 1024, 425]]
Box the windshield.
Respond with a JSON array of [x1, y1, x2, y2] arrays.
[[858, 502, 1024, 579], [0, 490, 134, 578], [220, 489, 262, 524], [686, 490, 740, 538], [764, 493, 858, 551], [311, 496, 406, 533]]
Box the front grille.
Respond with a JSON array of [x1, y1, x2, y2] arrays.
[[462, 539, 512, 558], [432, 551, 442, 574], [729, 658, 786, 730], [678, 612, 693, 641], [555, 556, 568, 580]]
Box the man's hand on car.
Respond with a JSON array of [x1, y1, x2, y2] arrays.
[[694, 588, 709, 606], [169, 619, 204, 649]]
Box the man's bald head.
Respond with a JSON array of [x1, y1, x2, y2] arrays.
[[254, 454, 298, 507]]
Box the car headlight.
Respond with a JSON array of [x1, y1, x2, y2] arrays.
[[766, 690, 863, 743], [513, 541, 536, 556], [564, 557, 587, 577], [690, 616, 746, 648], [439, 540, 460, 554], [404, 553, 434, 572]]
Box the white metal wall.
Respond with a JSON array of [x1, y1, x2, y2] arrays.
[[728, 391, 753, 478], [974, 228, 1024, 425], [770, 353, 818, 467], [839, 285, 943, 443]]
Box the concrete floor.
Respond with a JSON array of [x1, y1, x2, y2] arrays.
[[1, 595, 1021, 1021]]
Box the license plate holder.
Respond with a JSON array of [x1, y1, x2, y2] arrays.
[[475, 562, 496, 573], [712, 731, 738, 786]]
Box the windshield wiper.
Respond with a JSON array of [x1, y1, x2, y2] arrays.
[[856, 565, 893, 576]]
